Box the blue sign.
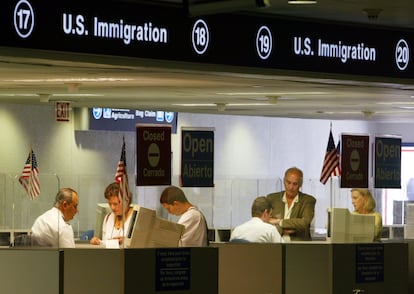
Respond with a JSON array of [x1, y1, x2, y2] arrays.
[[374, 137, 401, 188], [155, 248, 191, 291], [181, 129, 214, 187], [89, 108, 177, 133], [355, 244, 384, 283]]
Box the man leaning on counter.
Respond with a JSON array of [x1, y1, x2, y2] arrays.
[[267, 167, 316, 241]]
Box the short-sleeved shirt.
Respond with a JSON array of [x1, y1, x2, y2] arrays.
[[31, 207, 75, 248], [230, 217, 284, 243], [178, 206, 208, 247]]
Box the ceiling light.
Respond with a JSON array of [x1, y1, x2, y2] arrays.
[[267, 96, 280, 104], [362, 111, 374, 119], [65, 82, 81, 93], [52, 93, 104, 97], [217, 91, 326, 96], [216, 103, 226, 112], [0, 93, 39, 97], [6, 78, 132, 83], [173, 103, 271, 107], [256, 0, 271, 7], [362, 8, 383, 20], [38, 93, 51, 103], [288, 0, 317, 4], [173, 103, 216, 107]]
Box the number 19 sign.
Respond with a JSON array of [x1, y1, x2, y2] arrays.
[[256, 25, 273, 60]]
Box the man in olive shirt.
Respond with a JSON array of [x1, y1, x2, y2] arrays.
[[267, 167, 316, 241]]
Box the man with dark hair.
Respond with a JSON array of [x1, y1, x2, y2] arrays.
[[230, 196, 283, 243], [160, 185, 208, 247], [31, 187, 79, 247], [267, 167, 316, 241]]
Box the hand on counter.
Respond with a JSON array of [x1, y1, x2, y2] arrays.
[[90, 236, 101, 245]]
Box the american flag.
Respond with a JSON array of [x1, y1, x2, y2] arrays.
[[19, 149, 40, 200], [332, 141, 341, 177], [320, 130, 341, 184], [115, 137, 131, 203]]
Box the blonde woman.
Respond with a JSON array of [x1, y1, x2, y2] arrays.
[[351, 188, 382, 241]]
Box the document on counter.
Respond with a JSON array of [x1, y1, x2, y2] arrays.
[[105, 239, 120, 249]]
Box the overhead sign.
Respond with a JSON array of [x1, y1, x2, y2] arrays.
[[180, 129, 214, 187], [90, 108, 177, 133], [340, 134, 369, 188], [136, 124, 171, 186], [374, 136, 401, 188], [1, 1, 414, 78]]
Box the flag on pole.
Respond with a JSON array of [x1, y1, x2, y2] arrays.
[[19, 148, 40, 200], [115, 137, 131, 203], [320, 130, 341, 184], [332, 141, 342, 177]]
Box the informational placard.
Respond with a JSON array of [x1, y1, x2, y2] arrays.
[[155, 248, 191, 291], [374, 136, 401, 188], [180, 128, 214, 187], [136, 124, 171, 186], [340, 134, 369, 188], [1, 0, 414, 78], [355, 244, 384, 283]]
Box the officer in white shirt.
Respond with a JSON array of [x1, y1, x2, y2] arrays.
[[31, 188, 79, 248], [230, 196, 284, 243]]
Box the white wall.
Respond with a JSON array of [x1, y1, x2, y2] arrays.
[[0, 103, 411, 237]]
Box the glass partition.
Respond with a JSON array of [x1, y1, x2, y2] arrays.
[[1, 170, 411, 248]]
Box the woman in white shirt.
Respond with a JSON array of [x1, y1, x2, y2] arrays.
[[90, 182, 133, 246]]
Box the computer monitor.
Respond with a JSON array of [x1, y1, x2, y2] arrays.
[[124, 205, 185, 248], [327, 208, 375, 243], [94, 203, 111, 239]]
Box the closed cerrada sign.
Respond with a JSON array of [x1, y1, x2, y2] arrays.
[[180, 129, 214, 187], [136, 124, 171, 186]]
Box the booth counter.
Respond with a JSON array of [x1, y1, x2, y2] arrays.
[[408, 241, 414, 293], [212, 241, 409, 294], [0, 247, 218, 294], [285, 242, 408, 294], [211, 242, 283, 294], [64, 247, 218, 294], [0, 242, 410, 294], [0, 249, 60, 293]]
